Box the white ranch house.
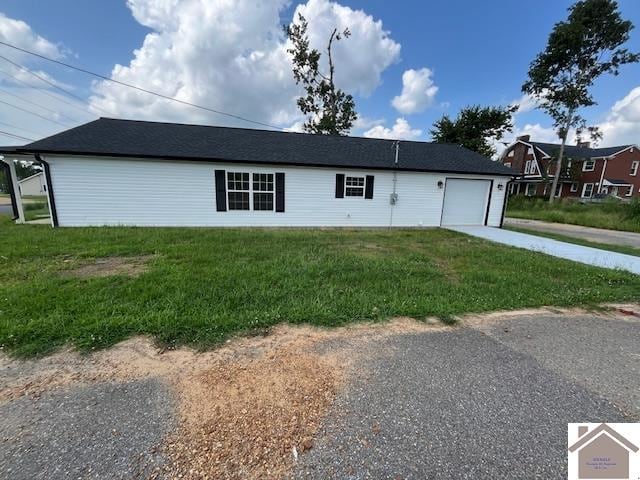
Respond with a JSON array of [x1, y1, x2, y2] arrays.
[[1, 118, 515, 228]]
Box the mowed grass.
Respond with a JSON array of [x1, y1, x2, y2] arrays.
[[507, 196, 640, 233], [1, 217, 639, 357]]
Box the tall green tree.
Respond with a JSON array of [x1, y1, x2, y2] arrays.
[[285, 14, 357, 135], [522, 0, 639, 203], [430, 105, 517, 158]]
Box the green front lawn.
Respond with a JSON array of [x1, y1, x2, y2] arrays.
[[507, 196, 640, 233], [1, 217, 639, 357]]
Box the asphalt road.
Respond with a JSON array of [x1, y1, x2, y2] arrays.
[[0, 311, 638, 479], [505, 217, 640, 248], [296, 313, 638, 479], [0, 379, 174, 480], [0, 204, 13, 216]]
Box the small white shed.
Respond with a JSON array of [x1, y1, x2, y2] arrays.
[[18, 172, 46, 196], [10, 118, 516, 228]]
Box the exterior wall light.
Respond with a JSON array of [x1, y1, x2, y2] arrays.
[[437, 180, 444, 189], [497, 183, 504, 191]]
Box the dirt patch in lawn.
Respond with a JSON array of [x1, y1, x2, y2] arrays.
[[0, 317, 448, 479], [62, 255, 155, 278]]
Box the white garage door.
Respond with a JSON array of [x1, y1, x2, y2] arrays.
[[441, 179, 491, 226]]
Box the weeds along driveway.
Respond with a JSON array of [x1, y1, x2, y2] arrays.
[[1, 308, 639, 479]]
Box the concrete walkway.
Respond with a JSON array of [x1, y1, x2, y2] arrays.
[[505, 217, 640, 248], [448, 226, 640, 275]]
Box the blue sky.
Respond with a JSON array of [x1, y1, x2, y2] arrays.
[[0, 0, 639, 150]]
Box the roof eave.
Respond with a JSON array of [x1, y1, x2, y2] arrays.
[[26, 149, 515, 177]]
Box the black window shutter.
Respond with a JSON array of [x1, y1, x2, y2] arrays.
[[365, 175, 374, 199], [335, 173, 345, 198], [275, 172, 285, 212], [214, 169, 227, 211]]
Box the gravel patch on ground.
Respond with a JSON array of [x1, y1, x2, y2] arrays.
[[0, 378, 173, 480], [466, 309, 640, 419], [294, 327, 629, 480]]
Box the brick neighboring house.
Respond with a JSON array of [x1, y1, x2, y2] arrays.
[[500, 135, 640, 200]]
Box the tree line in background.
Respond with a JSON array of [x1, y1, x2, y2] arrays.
[[286, 0, 639, 193]]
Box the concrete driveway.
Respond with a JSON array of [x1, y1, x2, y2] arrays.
[[448, 226, 640, 275], [505, 217, 640, 248]]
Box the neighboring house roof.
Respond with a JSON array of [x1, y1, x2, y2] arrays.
[[530, 141, 633, 159], [569, 423, 639, 453], [19, 118, 515, 176], [604, 178, 632, 185], [17, 171, 44, 184]]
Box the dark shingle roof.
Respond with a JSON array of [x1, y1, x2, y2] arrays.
[[530, 141, 632, 159], [21, 118, 514, 176]]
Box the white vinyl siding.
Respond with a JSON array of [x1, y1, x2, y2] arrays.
[[46, 155, 509, 228]]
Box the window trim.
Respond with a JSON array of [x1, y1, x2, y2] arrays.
[[524, 160, 531, 175], [344, 175, 366, 197], [631, 161, 639, 176], [227, 172, 250, 211], [570, 182, 578, 193], [626, 185, 634, 197], [581, 183, 594, 198], [226, 171, 275, 211], [582, 160, 595, 172], [503, 162, 512, 168]]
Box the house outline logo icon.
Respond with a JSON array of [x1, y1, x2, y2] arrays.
[[568, 423, 639, 479]]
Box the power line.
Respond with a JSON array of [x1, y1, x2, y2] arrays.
[[0, 53, 111, 117], [0, 86, 75, 125], [0, 40, 283, 131], [0, 98, 69, 128], [0, 67, 98, 120], [0, 129, 35, 142], [0, 119, 45, 138]]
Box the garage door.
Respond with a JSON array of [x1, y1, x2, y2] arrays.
[[441, 179, 491, 226]]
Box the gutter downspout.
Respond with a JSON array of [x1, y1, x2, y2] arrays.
[[597, 157, 608, 194], [500, 177, 516, 228], [36, 154, 58, 227], [1, 156, 25, 223]]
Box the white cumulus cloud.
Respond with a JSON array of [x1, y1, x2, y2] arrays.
[[391, 68, 438, 115], [597, 86, 640, 146], [89, 0, 401, 129], [0, 13, 68, 89], [363, 117, 422, 140]]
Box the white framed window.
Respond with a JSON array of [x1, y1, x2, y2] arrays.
[[555, 183, 563, 197], [509, 183, 516, 194], [581, 183, 594, 198], [524, 160, 531, 174], [227, 172, 274, 211], [507, 150, 514, 157], [527, 147, 534, 155], [626, 185, 634, 197], [631, 161, 639, 176], [525, 183, 536, 196], [252, 173, 274, 210], [345, 176, 365, 197], [227, 172, 250, 210], [582, 160, 595, 172], [570, 182, 578, 193]]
